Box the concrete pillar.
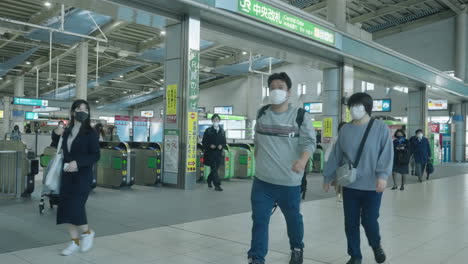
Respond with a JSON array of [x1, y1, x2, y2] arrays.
[[322, 68, 341, 155], [76, 42, 89, 100], [452, 103, 465, 162], [2, 96, 11, 139], [407, 87, 428, 138], [163, 14, 201, 190], [342, 65, 354, 122], [327, 0, 347, 32], [455, 11, 467, 82], [13, 76, 25, 132]]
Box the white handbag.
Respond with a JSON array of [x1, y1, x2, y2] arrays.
[[45, 136, 64, 193], [336, 119, 374, 186]]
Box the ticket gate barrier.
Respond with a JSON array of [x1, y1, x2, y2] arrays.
[[0, 140, 38, 197], [128, 142, 162, 186], [197, 144, 205, 182], [204, 146, 235, 180], [229, 143, 255, 178], [96, 142, 135, 188]]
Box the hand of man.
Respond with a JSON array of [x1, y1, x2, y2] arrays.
[[65, 161, 78, 172], [376, 179, 387, 193], [292, 159, 307, 173], [218, 145, 223, 150], [210, 144, 216, 149], [323, 180, 336, 192]]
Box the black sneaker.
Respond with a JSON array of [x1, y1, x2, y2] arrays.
[[372, 246, 386, 263], [248, 257, 263, 264], [400, 185, 405, 191], [208, 183, 213, 188], [289, 248, 303, 264], [391, 186, 398, 190], [215, 186, 223, 191], [346, 257, 362, 264]]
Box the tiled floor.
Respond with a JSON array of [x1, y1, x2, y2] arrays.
[[2, 172, 468, 263]]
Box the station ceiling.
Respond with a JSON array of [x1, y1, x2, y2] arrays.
[[0, 0, 466, 109]]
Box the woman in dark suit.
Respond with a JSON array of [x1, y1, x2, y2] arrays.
[[58, 99, 100, 256]]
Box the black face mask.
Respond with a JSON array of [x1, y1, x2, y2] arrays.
[[75, 112, 89, 122]]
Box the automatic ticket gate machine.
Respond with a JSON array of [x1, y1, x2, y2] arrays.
[[127, 142, 162, 186], [229, 143, 255, 178], [97, 142, 135, 188]]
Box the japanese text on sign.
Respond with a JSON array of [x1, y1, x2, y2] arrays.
[[323, 118, 333, 138], [186, 112, 198, 172], [166, 84, 177, 116], [238, 0, 335, 45], [188, 49, 200, 111]]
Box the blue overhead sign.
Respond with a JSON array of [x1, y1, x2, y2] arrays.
[[13, 97, 48, 107]]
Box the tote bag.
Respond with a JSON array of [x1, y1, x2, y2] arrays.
[[45, 137, 63, 193]]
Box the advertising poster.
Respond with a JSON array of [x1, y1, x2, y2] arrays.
[[303, 102, 323, 113], [372, 99, 391, 112], [133, 116, 148, 142], [186, 112, 198, 172], [115, 115, 130, 142], [164, 129, 179, 173], [166, 84, 177, 123], [150, 118, 164, 143], [323, 117, 333, 138]]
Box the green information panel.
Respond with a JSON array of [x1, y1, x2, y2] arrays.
[[238, 0, 335, 46], [148, 157, 157, 169], [14, 97, 48, 107]]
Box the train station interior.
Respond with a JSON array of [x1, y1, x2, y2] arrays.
[[1, 0, 468, 263]]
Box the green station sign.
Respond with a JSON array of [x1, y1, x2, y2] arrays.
[[13, 97, 48, 107], [207, 113, 246, 120], [238, 0, 336, 46]]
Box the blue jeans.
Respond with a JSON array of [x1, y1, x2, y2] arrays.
[[343, 187, 383, 260], [248, 178, 304, 263]]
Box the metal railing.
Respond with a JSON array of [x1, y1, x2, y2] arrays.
[[0, 151, 23, 198]]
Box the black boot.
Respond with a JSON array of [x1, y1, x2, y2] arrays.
[[289, 249, 303, 264], [372, 246, 386, 264], [207, 182, 213, 188], [215, 186, 223, 191], [248, 257, 263, 264], [346, 257, 362, 264]]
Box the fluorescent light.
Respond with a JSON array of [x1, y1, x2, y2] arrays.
[[119, 75, 124, 78], [160, 79, 164, 82], [160, 31, 166, 36], [0, 77, 3, 80], [25, 61, 31, 65], [242, 51, 247, 55], [95, 100, 99, 103], [44, 1, 52, 7]]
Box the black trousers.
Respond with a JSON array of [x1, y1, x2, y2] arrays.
[[207, 159, 221, 187]]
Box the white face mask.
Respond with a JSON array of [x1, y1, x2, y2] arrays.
[[213, 122, 220, 128], [350, 105, 367, 120], [270, 89, 288, 105], [417, 134, 423, 139], [59, 124, 64, 128]]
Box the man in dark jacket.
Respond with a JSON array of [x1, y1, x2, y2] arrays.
[[409, 129, 431, 182], [202, 114, 226, 191]]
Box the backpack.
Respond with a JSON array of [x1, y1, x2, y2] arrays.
[[257, 105, 309, 202]]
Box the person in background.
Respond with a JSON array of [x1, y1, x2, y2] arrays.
[[25, 124, 32, 134], [410, 129, 431, 182], [323, 93, 393, 264], [94, 123, 106, 142], [202, 114, 226, 192], [106, 126, 120, 142], [10, 125, 22, 141], [408, 130, 418, 175], [51, 121, 66, 148], [57, 99, 100, 256], [392, 129, 410, 191], [248, 72, 316, 264]]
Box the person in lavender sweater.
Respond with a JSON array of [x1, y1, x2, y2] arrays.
[[323, 93, 393, 264]]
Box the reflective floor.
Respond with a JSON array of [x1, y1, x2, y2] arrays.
[[1, 164, 468, 263]]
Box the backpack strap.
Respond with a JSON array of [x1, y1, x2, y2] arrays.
[[257, 104, 271, 120], [296, 108, 306, 128]]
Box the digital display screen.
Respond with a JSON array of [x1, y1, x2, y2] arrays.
[[214, 106, 233, 115], [141, 110, 154, 117], [303, 102, 323, 113], [428, 99, 448, 110], [372, 99, 391, 112]]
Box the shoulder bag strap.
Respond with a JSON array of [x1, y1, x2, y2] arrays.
[[56, 136, 63, 155], [353, 118, 375, 168]]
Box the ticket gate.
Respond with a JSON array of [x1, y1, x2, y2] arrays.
[[196, 144, 205, 182], [312, 148, 324, 173], [204, 146, 235, 180], [0, 140, 38, 197], [128, 142, 162, 186], [230, 143, 255, 178], [96, 142, 135, 188]]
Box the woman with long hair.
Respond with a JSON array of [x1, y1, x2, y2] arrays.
[[57, 99, 100, 256]]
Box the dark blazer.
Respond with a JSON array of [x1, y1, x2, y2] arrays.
[[60, 129, 100, 194], [410, 137, 431, 165], [202, 126, 227, 166]]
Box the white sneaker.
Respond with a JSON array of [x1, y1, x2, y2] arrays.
[[61, 241, 80, 256], [80, 230, 95, 252]]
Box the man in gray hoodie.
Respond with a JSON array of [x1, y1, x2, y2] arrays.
[[248, 72, 316, 264], [323, 93, 393, 264]]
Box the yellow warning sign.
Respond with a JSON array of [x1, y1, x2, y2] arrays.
[[186, 112, 198, 172], [166, 84, 177, 116], [323, 118, 333, 138]]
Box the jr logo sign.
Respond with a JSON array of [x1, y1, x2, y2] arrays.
[[239, 0, 252, 13]]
